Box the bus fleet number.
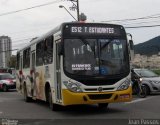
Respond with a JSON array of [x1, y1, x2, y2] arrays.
[[71, 27, 82, 33]]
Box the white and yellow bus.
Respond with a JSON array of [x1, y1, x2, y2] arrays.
[[16, 22, 133, 110]]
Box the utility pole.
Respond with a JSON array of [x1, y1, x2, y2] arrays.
[[60, 0, 86, 21], [59, 5, 77, 21], [76, 0, 80, 21], [68, 0, 80, 21]]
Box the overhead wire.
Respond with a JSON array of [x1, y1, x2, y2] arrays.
[[125, 24, 160, 29], [0, 1, 160, 53], [0, 0, 61, 17], [0, 0, 159, 37], [100, 13, 160, 29], [101, 13, 160, 23], [121, 19, 160, 26], [0, 0, 62, 50]]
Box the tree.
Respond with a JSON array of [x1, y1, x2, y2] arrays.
[[8, 55, 16, 68]]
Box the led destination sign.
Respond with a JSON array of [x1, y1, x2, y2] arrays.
[[71, 27, 115, 34], [63, 24, 125, 36]]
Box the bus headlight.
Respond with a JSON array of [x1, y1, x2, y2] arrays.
[[63, 81, 82, 92], [117, 79, 131, 91]]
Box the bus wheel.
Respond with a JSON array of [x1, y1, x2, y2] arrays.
[[23, 85, 32, 102], [98, 103, 109, 109], [48, 88, 61, 111], [3, 84, 8, 92]]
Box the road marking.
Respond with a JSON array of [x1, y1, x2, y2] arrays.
[[125, 97, 150, 104]]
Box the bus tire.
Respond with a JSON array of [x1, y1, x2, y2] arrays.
[[98, 103, 109, 109], [23, 85, 32, 102], [48, 88, 61, 111]]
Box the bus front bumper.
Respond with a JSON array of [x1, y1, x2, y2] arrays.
[[62, 87, 132, 106]]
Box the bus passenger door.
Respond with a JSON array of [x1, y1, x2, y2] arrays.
[[16, 53, 21, 91], [19, 56, 23, 92], [55, 40, 62, 103], [31, 52, 36, 97]]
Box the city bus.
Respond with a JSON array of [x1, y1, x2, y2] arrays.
[[16, 22, 133, 111]]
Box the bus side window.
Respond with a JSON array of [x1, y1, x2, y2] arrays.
[[16, 53, 20, 70], [43, 36, 53, 65], [36, 41, 44, 66], [44, 40, 48, 64], [23, 48, 30, 68]]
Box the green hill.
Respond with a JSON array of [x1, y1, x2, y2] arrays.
[[134, 36, 160, 56]]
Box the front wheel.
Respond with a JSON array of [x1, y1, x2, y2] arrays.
[[48, 88, 62, 111], [98, 103, 109, 109]]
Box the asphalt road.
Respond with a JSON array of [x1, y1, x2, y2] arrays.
[[0, 90, 160, 125]]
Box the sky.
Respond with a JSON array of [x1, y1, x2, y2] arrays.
[[0, 0, 160, 55]]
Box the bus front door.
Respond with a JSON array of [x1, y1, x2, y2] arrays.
[[31, 52, 36, 97], [55, 41, 62, 103]]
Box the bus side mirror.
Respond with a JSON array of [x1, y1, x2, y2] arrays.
[[129, 40, 134, 50], [57, 42, 63, 55], [129, 40, 134, 61]]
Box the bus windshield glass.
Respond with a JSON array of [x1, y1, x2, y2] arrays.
[[64, 38, 129, 76]]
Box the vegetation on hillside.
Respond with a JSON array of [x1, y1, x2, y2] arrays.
[[134, 36, 160, 56]]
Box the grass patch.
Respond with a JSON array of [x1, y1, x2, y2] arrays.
[[152, 70, 160, 75]]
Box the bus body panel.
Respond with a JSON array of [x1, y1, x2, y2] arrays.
[[62, 87, 132, 106]]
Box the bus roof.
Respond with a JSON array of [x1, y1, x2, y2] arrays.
[[17, 22, 124, 53], [17, 23, 62, 53]]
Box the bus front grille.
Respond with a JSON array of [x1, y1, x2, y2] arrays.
[[88, 94, 112, 100], [85, 87, 114, 92]]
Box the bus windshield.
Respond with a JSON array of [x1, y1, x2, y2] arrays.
[[64, 38, 129, 77]]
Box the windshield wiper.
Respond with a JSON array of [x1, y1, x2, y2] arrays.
[[78, 37, 89, 45], [100, 39, 113, 50], [78, 38, 97, 58]]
